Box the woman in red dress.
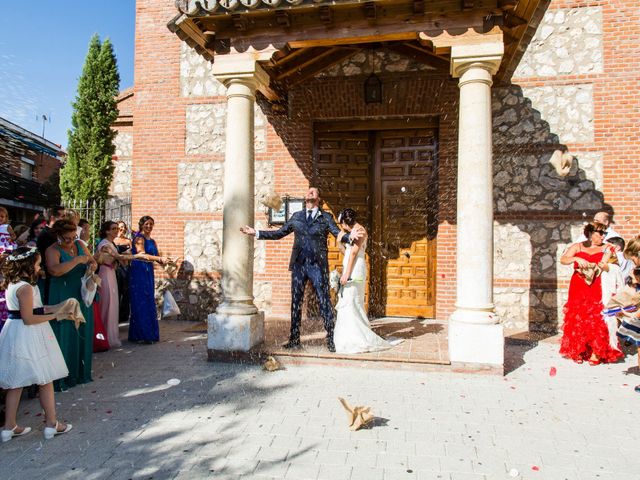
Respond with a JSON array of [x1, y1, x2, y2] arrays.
[[560, 221, 622, 365]]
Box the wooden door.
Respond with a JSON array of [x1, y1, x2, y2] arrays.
[[314, 132, 371, 302], [371, 129, 437, 318]]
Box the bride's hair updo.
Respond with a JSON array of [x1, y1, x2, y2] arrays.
[[337, 208, 357, 227]]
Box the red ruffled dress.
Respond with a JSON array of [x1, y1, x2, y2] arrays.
[[560, 250, 623, 363]]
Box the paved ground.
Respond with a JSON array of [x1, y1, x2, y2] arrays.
[[1, 320, 639, 480], [261, 316, 449, 365]]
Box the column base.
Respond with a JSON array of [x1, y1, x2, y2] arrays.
[[208, 310, 264, 352], [448, 320, 504, 366]]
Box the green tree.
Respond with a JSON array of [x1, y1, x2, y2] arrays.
[[60, 34, 120, 200]]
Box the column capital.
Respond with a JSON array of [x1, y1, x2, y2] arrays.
[[450, 41, 504, 79], [212, 54, 270, 92]]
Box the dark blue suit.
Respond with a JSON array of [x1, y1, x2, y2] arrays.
[[258, 209, 343, 342]]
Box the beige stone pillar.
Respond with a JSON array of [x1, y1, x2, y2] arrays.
[[448, 42, 504, 366], [208, 58, 269, 352]]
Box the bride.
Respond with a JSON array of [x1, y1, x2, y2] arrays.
[[333, 209, 398, 354]]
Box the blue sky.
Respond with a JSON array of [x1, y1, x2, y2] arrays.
[[0, 0, 135, 148]]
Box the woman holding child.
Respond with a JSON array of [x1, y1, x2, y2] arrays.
[[560, 221, 622, 365]]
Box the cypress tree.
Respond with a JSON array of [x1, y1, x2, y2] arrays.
[[61, 34, 120, 200]]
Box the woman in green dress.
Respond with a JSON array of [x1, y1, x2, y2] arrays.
[[45, 219, 97, 391]]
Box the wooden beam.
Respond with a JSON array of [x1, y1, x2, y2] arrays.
[[275, 47, 348, 81], [288, 32, 418, 48], [498, 0, 517, 10], [275, 10, 290, 28], [419, 25, 503, 55], [206, 5, 496, 50], [503, 11, 528, 28], [283, 48, 357, 87], [270, 47, 311, 68], [315, 117, 439, 132], [387, 43, 450, 69], [169, 15, 210, 52], [497, 0, 549, 82], [232, 14, 247, 31], [272, 47, 331, 78], [363, 1, 377, 19], [461, 0, 475, 10], [319, 6, 333, 24]]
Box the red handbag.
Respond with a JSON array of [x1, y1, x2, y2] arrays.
[[92, 302, 110, 352]]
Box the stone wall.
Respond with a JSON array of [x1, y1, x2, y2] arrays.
[[185, 103, 267, 155], [180, 43, 226, 97], [110, 159, 132, 198], [110, 130, 133, 200], [177, 219, 270, 319], [177, 160, 274, 212], [515, 7, 603, 78], [491, 3, 607, 332], [317, 49, 435, 77], [520, 85, 594, 144], [114, 131, 133, 158]]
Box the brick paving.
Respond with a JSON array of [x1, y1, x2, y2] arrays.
[[1, 320, 638, 480]]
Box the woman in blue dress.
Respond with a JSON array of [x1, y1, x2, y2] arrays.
[[129, 216, 169, 343]]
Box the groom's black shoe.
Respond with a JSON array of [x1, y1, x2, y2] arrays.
[[326, 337, 336, 353], [283, 339, 302, 350]]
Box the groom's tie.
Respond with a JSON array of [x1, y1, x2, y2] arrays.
[[306, 210, 313, 224]]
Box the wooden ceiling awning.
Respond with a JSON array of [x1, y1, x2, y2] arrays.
[[168, 0, 549, 96]]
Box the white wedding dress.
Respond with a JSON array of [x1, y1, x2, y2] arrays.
[[334, 242, 398, 354]]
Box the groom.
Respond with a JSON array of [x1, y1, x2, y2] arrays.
[[240, 187, 359, 352]]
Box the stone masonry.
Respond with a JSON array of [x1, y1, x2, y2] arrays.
[[317, 48, 436, 77], [491, 4, 605, 331], [177, 160, 274, 213], [185, 103, 267, 155], [515, 6, 603, 77]]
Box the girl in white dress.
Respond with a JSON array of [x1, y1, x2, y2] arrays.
[[333, 209, 398, 354], [0, 247, 72, 442]]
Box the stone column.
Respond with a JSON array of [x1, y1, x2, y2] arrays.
[[448, 42, 504, 366], [208, 59, 269, 352]]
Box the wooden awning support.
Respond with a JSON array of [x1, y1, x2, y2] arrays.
[[168, 0, 550, 97]]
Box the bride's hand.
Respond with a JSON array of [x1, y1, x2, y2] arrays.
[[340, 273, 349, 286], [349, 225, 365, 242]]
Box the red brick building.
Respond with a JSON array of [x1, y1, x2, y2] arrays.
[[113, 0, 639, 365], [0, 117, 64, 224]]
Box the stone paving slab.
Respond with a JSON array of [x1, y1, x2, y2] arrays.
[[0, 320, 638, 480]]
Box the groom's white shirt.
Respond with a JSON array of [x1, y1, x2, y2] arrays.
[[255, 206, 318, 239]]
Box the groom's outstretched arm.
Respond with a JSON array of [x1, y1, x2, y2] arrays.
[[240, 221, 293, 241]]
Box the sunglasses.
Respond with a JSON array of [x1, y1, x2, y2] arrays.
[[594, 230, 606, 235]]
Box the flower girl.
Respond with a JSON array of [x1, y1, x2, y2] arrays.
[[0, 247, 72, 442]]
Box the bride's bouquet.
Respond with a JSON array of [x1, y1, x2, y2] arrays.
[[329, 269, 340, 291]]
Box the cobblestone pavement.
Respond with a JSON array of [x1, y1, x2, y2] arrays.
[[1, 321, 638, 480]]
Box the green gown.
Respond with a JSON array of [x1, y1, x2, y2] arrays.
[[49, 240, 94, 391]]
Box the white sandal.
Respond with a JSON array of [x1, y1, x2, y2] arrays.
[[43, 421, 72, 440], [1, 425, 32, 443]]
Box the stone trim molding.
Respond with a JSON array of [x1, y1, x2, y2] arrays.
[[450, 42, 504, 79]]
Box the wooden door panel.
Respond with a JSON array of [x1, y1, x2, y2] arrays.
[[314, 126, 438, 319], [314, 131, 371, 306], [374, 129, 438, 318]]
